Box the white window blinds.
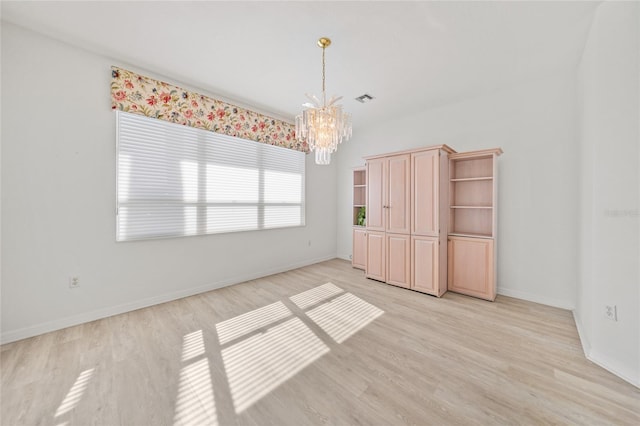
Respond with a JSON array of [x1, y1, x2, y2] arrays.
[[116, 111, 305, 241]]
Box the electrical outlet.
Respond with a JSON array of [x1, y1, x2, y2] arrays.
[[69, 276, 80, 289], [605, 305, 617, 321], [308, 240, 311, 247]]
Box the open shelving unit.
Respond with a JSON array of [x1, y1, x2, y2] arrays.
[[449, 153, 497, 238], [447, 148, 503, 301], [353, 168, 366, 226], [352, 167, 367, 270]]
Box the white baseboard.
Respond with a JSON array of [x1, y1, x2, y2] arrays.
[[588, 349, 640, 388], [497, 287, 575, 310], [572, 310, 639, 389], [0, 255, 336, 345], [572, 310, 591, 355]]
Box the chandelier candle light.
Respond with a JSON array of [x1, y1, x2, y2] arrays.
[[296, 37, 353, 165]]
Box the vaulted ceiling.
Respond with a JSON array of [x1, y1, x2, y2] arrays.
[[1, 1, 599, 130]]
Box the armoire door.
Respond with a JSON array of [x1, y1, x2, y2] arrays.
[[352, 228, 367, 270], [366, 158, 385, 231], [411, 236, 438, 295], [448, 236, 495, 300], [412, 150, 439, 236], [386, 233, 410, 288], [365, 231, 386, 282], [387, 154, 411, 234]]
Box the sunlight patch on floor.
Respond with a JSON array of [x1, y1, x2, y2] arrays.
[[215, 301, 292, 345], [306, 292, 384, 344], [289, 282, 344, 309], [215, 283, 383, 414], [174, 358, 217, 426], [54, 368, 94, 417], [221, 317, 329, 413], [181, 330, 205, 362]]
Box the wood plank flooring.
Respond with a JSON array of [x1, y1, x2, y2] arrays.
[[1, 259, 639, 425]]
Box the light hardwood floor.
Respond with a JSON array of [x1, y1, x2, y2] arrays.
[[2, 259, 639, 425]]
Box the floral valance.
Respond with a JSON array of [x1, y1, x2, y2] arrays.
[[111, 66, 305, 152]]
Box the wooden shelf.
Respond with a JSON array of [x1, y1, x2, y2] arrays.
[[353, 168, 366, 187], [450, 177, 493, 182], [354, 204, 366, 208], [449, 232, 492, 239], [354, 184, 366, 188], [451, 206, 493, 209], [450, 156, 495, 180]]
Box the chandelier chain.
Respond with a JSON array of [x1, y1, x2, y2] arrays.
[[321, 45, 326, 105]]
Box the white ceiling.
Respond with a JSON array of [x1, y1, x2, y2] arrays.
[[1, 1, 600, 129]]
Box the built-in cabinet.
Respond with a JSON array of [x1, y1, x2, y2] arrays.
[[352, 167, 367, 270], [448, 149, 502, 301], [357, 145, 502, 301], [364, 145, 453, 296]]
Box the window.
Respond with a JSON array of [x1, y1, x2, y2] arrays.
[[116, 111, 305, 241]]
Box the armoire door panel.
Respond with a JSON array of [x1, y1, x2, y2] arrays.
[[411, 236, 438, 295], [386, 233, 410, 288], [387, 155, 411, 234], [412, 151, 439, 236], [365, 231, 386, 282]]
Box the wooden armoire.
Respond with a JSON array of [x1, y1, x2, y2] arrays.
[[363, 145, 454, 297]]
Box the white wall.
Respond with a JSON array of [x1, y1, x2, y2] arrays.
[[576, 1, 639, 386], [337, 71, 580, 309], [0, 23, 337, 343]]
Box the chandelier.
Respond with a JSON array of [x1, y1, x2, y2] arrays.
[[295, 37, 352, 165]]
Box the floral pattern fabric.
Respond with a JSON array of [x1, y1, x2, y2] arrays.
[[111, 66, 305, 152]]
